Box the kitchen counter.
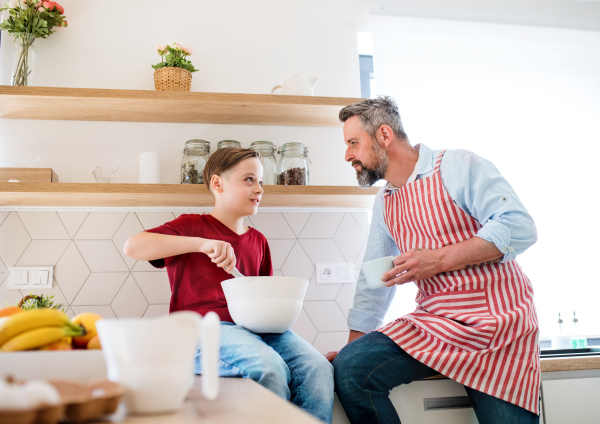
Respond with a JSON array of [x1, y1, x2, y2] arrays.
[[540, 353, 600, 373], [108, 376, 321, 424]]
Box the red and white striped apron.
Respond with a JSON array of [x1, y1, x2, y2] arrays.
[[378, 150, 540, 414]]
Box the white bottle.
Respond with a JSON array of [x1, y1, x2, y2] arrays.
[[551, 313, 572, 350]]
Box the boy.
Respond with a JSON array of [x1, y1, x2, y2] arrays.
[[124, 148, 334, 423]]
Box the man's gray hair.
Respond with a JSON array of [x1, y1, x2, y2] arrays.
[[339, 96, 408, 141]]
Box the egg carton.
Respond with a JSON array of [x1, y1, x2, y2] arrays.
[[0, 379, 124, 424]]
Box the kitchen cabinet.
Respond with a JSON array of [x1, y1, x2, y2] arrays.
[[0, 85, 362, 127], [333, 378, 479, 424], [541, 377, 600, 424]]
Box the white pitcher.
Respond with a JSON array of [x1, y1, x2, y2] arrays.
[[271, 74, 318, 96], [96, 311, 220, 414]]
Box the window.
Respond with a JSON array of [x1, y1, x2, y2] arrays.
[[357, 32, 376, 99]]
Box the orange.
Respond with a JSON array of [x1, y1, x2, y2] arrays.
[[86, 335, 102, 350], [39, 340, 72, 351], [71, 313, 103, 348], [0, 306, 23, 318]]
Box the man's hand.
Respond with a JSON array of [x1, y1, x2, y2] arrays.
[[381, 248, 442, 287], [198, 239, 237, 273], [324, 330, 365, 363]]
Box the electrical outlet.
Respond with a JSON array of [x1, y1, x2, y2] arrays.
[[316, 263, 355, 284], [7, 267, 53, 290]]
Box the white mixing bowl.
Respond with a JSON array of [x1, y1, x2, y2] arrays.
[[221, 276, 309, 334]]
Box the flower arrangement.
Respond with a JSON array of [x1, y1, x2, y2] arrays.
[[151, 42, 198, 73], [0, 0, 68, 86]]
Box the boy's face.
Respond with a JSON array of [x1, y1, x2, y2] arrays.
[[217, 158, 264, 216]]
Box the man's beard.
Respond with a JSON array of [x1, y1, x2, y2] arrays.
[[353, 143, 389, 188]]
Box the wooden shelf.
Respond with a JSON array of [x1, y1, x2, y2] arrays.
[[0, 183, 379, 208], [0, 86, 362, 127]]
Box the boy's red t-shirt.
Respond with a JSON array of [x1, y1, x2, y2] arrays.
[[145, 213, 272, 323]]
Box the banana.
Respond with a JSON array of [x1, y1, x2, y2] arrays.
[[0, 309, 84, 348], [1, 326, 83, 352]]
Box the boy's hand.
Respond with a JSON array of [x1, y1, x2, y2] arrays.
[[199, 239, 237, 273]]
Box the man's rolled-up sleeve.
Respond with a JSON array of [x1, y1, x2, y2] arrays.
[[440, 150, 538, 263], [347, 188, 401, 333]]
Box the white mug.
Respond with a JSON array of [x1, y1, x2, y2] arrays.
[[361, 256, 395, 289]]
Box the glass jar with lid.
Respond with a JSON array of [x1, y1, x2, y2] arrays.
[[250, 141, 278, 185], [217, 140, 241, 149], [277, 142, 311, 185], [181, 139, 210, 184]]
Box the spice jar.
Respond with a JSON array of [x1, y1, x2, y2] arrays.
[[250, 141, 278, 185], [217, 140, 241, 149], [181, 140, 210, 184], [277, 142, 311, 185]]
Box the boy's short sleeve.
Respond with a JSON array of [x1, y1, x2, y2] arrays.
[[259, 237, 273, 277], [145, 214, 194, 268]]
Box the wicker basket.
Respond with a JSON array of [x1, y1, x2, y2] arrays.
[[154, 67, 192, 92]]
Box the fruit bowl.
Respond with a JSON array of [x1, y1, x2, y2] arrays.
[[0, 379, 123, 424], [221, 276, 309, 333]]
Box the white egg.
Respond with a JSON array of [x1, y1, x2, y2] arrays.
[[0, 379, 31, 410], [22, 380, 61, 408]]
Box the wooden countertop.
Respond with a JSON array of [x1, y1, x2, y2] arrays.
[[540, 354, 600, 373], [422, 355, 600, 381], [109, 376, 321, 424]]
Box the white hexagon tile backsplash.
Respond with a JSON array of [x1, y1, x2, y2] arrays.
[[0, 209, 369, 353]]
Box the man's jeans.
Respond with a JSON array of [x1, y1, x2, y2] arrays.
[[196, 322, 334, 424], [333, 331, 539, 424]]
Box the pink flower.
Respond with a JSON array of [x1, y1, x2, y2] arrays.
[[173, 43, 183, 50], [182, 46, 193, 55], [155, 44, 167, 55], [42, 1, 51, 8], [54, 2, 64, 14], [37, 6, 44, 11], [34, 1, 43, 7]]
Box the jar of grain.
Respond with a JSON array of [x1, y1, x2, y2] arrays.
[[277, 142, 310, 185], [250, 141, 278, 185], [217, 140, 241, 149], [181, 140, 211, 184]]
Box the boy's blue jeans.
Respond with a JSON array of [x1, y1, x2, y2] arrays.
[[333, 331, 539, 424], [196, 322, 334, 424]]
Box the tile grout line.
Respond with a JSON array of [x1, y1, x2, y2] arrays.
[[291, 239, 316, 279], [348, 211, 369, 238], [130, 272, 152, 306], [103, 272, 131, 310], [56, 211, 88, 239], [282, 212, 309, 238], [0, 212, 9, 227], [272, 238, 298, 274], [64, 240, 94, 306], [10, 212, 33, 267], [70, 211, 91, 240]]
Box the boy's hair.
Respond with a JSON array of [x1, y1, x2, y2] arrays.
[[203, 148, 261, 193]]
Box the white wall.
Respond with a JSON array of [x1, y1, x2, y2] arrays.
[[372, 15, 600, 337], [0, 0, 370, 184]]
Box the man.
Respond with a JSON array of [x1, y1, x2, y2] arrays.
[[328, 96, 540, 424]]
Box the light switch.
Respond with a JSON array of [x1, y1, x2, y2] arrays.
[[8, 267, 53, 290], [338, 266, 350, 279], [35, 270, 49, 285]]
